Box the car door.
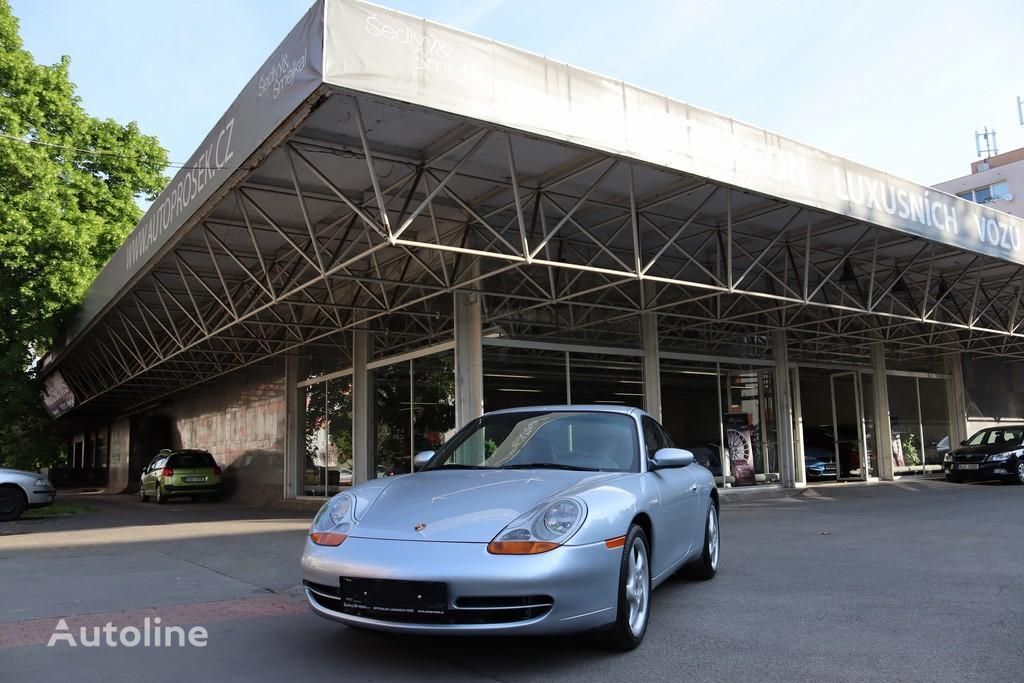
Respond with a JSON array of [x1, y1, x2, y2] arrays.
[[143, 456, 165, 493], [642, 416, 701, 572]]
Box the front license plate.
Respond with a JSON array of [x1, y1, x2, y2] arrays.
[[341, 577, 447, 615], [957, 463, 980, 470], [184, 476, 206, 482]]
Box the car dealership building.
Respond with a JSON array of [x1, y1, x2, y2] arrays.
[[41, 0, 1024, 500]]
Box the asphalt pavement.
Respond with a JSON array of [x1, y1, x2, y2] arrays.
[[0, 479, 1020, 682]]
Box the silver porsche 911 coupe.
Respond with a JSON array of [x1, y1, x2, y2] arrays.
[[301, 405, 719, 650]]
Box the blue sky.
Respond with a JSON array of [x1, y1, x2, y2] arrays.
[[10, 0, 1024, 186]]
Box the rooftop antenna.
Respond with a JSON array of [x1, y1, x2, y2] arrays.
[[975, 127, 998, 158]]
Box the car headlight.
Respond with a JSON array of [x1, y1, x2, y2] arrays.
[[987, 453, 1011, 462], [942, 453, 952, 463], [309, 493, 356, 546], [487, 498, 586, 555], [34, 478, 50, 488]]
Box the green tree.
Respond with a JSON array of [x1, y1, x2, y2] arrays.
[[0, 1, 168, 469]]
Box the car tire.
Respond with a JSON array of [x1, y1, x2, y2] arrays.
[[604, 524, 650, 651], [683, 501, 720, 581], [1015, 460, 1024, 485], [139, 485, 149, 503], [0, 486, 27, 522], [155, 484, 166, 505]]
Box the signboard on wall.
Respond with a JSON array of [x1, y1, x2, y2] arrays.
[[724, 413, 756, 486], [41, 371, 76, 418], [323, 0, 1024, 267], [67, 1, 325, 342]]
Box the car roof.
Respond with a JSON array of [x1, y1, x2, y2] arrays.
[[485, 404, 649, 418]]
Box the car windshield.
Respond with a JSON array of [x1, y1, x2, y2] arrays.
[[965, 428, 1024, 446], [168, 451, 216, 468], [424, 411, 639, 472]]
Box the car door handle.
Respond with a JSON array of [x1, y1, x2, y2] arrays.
[[690, 483, 698, 492]]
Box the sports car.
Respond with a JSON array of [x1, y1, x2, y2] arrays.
[[301, 405, 720, 650]]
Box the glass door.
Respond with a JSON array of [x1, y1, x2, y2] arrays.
[[830, 372, 870, 481]]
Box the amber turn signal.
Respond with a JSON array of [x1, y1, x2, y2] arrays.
[[487, 540, 559, 555], [604, 535, 626, 549], [310, 532, 347, 547]]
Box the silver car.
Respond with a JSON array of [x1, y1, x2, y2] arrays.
[[301, 405, 719, 650], [0, 468, 57, 521]]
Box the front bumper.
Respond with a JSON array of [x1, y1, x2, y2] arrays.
[[27, 486, 56, 509], [946, 461, 1015, 480], [301, 536, 621, 635]]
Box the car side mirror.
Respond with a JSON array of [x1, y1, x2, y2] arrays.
[[413, 451, 435, 470], [652, 448, 695, 469], [959, 440, 967, 446]]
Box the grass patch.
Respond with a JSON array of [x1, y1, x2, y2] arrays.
[[21, 501, 98, 519]]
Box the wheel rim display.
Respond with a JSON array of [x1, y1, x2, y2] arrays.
[[625, 537, 650, 636]]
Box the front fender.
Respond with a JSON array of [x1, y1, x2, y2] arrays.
[[566, 478, 655, 546]]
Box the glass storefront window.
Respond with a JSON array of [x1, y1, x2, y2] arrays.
[[483, 347, 568, 411], [371, 361, 412, 479], [661, 362, 722, 483], [888, 375, 924, 475], [661, 361, 778, 488], [571, 353, 643, 408], [325, 379, 353, 492], [302, 383, 328, 496], [412, 353, 456, 458], [722, 368, 779, 486], [918, 377, 950, 472]]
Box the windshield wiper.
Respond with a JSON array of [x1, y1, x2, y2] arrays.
[[434, 463, 492, 470], [500, 463, 598, 471]]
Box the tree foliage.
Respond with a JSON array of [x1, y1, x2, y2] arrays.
[[0, 0, 168, 469]]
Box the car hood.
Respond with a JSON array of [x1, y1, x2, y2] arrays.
[[954, 443, 1020, 457], [350, 468, 622, 543], [0, 468, 42, 480]]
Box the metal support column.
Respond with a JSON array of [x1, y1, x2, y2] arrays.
[[641, 312, 662, 422], [283, 354, 300, 499], [944, 352, 969, 448], [454, 290, 483, 428], [871, 342, 895, 481], [790, 365, 806, 487], [351, 329, 373, 485], [772, 331, 796, 488]]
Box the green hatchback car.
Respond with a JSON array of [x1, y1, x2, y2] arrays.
[[140, 449, 223, 503]]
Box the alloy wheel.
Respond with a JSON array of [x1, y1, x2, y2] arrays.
[[624, 537, 650, 637], [1017, 461, 1024, 484], [708, 505, 720, 570]]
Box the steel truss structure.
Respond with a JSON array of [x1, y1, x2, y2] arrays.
[[52, 89, 1024, 413]]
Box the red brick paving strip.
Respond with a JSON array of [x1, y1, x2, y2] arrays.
[[0, 594, 306, 649]]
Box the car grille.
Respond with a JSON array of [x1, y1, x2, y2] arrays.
[[953, 454, 987, 463], [304, 581, 553, 625]]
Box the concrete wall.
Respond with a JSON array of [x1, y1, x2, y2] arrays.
[[160, 362, 287, 504], [106, 418, 131, 493]]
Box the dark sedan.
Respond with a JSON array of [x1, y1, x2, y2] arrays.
[[945, 426, 1024, 484]]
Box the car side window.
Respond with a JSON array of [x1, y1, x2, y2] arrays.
[[642, 417, 665, 461], [150, 457, 166, 472], [656, 423, 675, 449]]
